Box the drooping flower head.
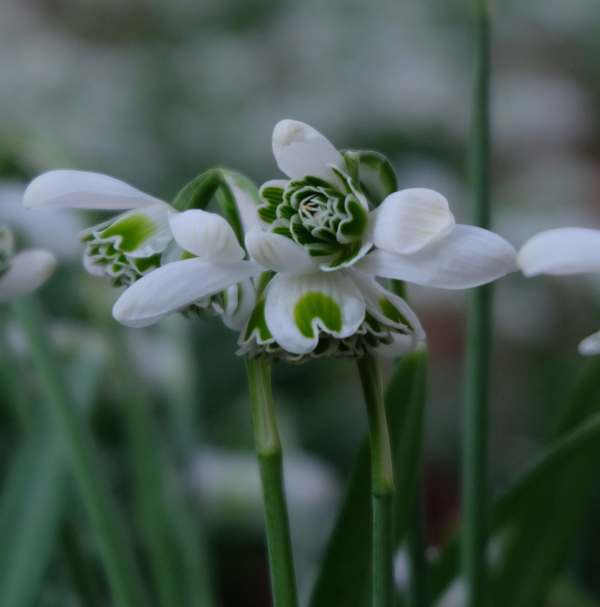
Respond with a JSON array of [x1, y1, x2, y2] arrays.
[[24, 171, 173, 287], [0, 225, 56, 302], [519, 227, 600, 355], [112, 120, 516, 363]]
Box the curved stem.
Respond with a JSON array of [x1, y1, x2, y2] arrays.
[[462, 1, 492, 606], [245, 357, 298, 607], [357, 355, 395, 607], [11, 298, 148, 607]]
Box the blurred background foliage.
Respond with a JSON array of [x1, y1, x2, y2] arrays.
[[2, 1, 600, 605]]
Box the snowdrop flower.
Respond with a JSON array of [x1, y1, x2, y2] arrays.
[[0, 225, 56, 302], [518, 228, 600, 355], [237, 120, 516, 359], [24, 170, 174, 287]]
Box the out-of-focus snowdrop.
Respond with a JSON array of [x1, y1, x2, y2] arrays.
[[190, 448, 339, 549], [0, 226, 55, 302], [0, 181, 83, 260]]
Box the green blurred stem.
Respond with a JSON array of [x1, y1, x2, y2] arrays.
[[462, 1, 491, 606], [109, 328, 181, 607], [406, 487, 428, 607], [357, 355, 394, 607], [246, 357, 298, 607], [11, 298, 148, 607]]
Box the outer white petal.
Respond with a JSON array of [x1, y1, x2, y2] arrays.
[[357, 225, 516, 289], [272, 120, 344, 182], [263, 271, 366, 355], [377, 334, 424, 358], [222, 172, 261, 233], [518, 228, 600, 277], [222, 278, 257, 331], [113, 258, 262, 328], [350, 271, 425, 340], [24, 170, 167, 210], [373, 188, 455, 255], [0, 250, 56, 302], [245, 229, 317, 273], [169, 209, 244, 263], [578, 331, 600, 356]]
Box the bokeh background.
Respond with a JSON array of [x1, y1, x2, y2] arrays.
[[2, 1, 600, 605]]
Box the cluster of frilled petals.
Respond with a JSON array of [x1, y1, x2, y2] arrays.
[[23, 120, 518, 361]]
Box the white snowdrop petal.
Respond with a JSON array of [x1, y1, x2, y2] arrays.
[[358, 225, 516, 289], [245, 229, 317, 273], [578, 331, 600, 356], [263, 271, 366, 355], [0, 250, 56, 301], [24, 170, 166, 210], [112, 258, 262, 328], [518, 228, 600, 277], [169, 209, 244, 263], [373, 188, 455, 254], [272, 120, 344, 183]]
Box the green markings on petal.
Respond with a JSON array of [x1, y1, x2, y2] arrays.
[[342, 150, 398, 205], [133, 254, 161, 274], [379, 297, 410, 327], [100, 212, 157, 252], [337, 198, 368, 242], [294, 292, 342, 338]]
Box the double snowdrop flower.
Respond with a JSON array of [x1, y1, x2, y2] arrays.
[[0, 225, 56, 302], [24, 170, 174, 287], [112, 120, 516, 361], [519, 228, 600, 355]]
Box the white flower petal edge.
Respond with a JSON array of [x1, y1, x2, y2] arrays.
[[518, 228, 600, 277], [0, 250, 56, 302], [272, 120, 344, 183], [357, 225, 517, 289], [170, 210, 245, 263], [373, 188, 455, 255], [221, 279, 257, 331], [113, 258, 262, 328], [23, 170, 167, 210], [245, 229, 317, 273], [222, 173, 262, 234], [263, 271, 366, 355], [579, 331, 600, 356]]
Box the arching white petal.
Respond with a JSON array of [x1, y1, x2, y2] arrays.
[[221, 171, 262, 234], [518, 228, 600, 277], [245, 229, 317, 273], [358, 225, 516, 289], [24, 170, 166, 210], [263, 271, 365, 355], [578, 331, 600, 356], [377, 333, 424, 358], [113, 258, 262, 328], [272, 120, 344, 183], [169, 209, 244, 263], [373, 188, 455, 255], [0, 250, 56, 302], [222, 278, 257, 331], [349, 271, 425, 340]]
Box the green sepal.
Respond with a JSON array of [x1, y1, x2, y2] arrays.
[[342, 150, 398, 205]]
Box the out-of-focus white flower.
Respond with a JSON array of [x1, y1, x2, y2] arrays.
[[0, 225, 56, 302], [24, 170, 174, 287], [0, 181, 83, 260], [519, 227, 600, 355]]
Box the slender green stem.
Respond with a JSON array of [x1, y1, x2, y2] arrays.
[[406, 487, 428, 607], [357, 355, 395, 607], [11, 298, 148, 607], [462, 2, 492, 605], [245, 357, 298, 607]]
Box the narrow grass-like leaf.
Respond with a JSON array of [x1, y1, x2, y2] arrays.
[[0, 436, 65, 607]]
